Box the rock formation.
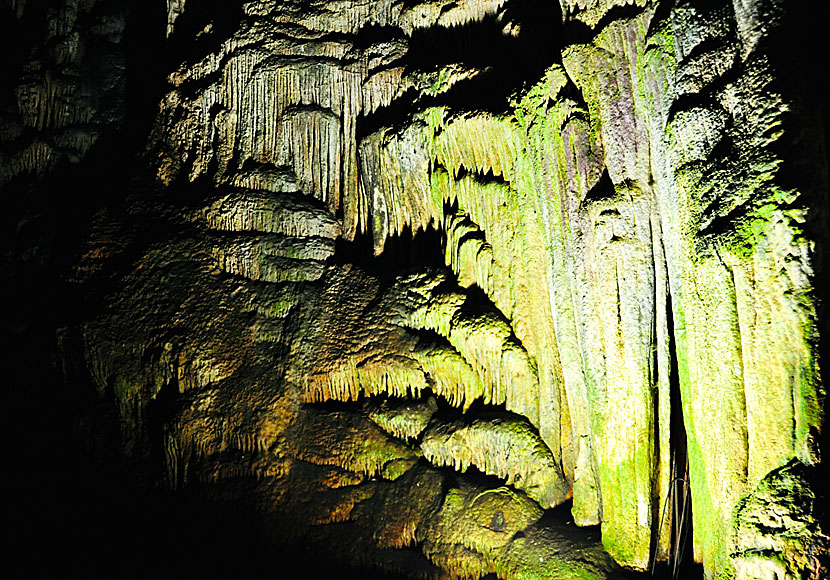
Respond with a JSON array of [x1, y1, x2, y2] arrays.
[[3, 0, 828, 579]]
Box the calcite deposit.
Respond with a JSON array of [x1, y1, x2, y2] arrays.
[[3, 0, 827, 579]]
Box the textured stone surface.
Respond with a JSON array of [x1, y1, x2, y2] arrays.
[[2, 0, 827, 579], [733, 461, 828, 580], [0, 0, 128, 184], [421, 414, 570, 509]]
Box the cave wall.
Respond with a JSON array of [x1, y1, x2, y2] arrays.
[[2, 0, 828, 579]]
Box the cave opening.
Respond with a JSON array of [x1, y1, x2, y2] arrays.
[[651, 289, 699, 580]]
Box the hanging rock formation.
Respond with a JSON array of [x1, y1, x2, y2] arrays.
[[2, 0, 828, 579]]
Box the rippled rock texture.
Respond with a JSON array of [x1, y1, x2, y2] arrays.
[[3, 0, 828, 579]]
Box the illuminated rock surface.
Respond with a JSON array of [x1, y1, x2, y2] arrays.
[[2, 0, 828, 579]]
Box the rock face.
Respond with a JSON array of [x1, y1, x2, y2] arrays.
[[2, 0, 827, 579]]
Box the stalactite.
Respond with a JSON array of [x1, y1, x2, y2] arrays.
[[288, 409, 419, 479], [421, 416, 570, 509], [303, 358, 428, 404], [405, 271, 540, 416], [413, 343, 485, 412], [367, 397, 438, 442]]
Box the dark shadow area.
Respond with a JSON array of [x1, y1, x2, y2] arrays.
[[164, 0, 244, 73], [358, 0, 562, 135], [648, 564, 704, 580], [355, 86, 422, 138], [429, 390, 513, 426], [146, 370, 182, 486], [647, 282, 697, 580], [580, 168, 617, 208], [0, 1, 48, 111], [2, 4, 218, 576], [7, 467, 432, 579], [561, 1, 649, 46], [458, 283, 513, 325], [451, 164, 510, 187], [437, 460, 512, 493], [406, 1, 560, 82], [125, 0, 168, 157], [532, 504, 602, 543], [353, 23, 408, 50], [760, 0, 830, 528], [333, 221, 447, 277]]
